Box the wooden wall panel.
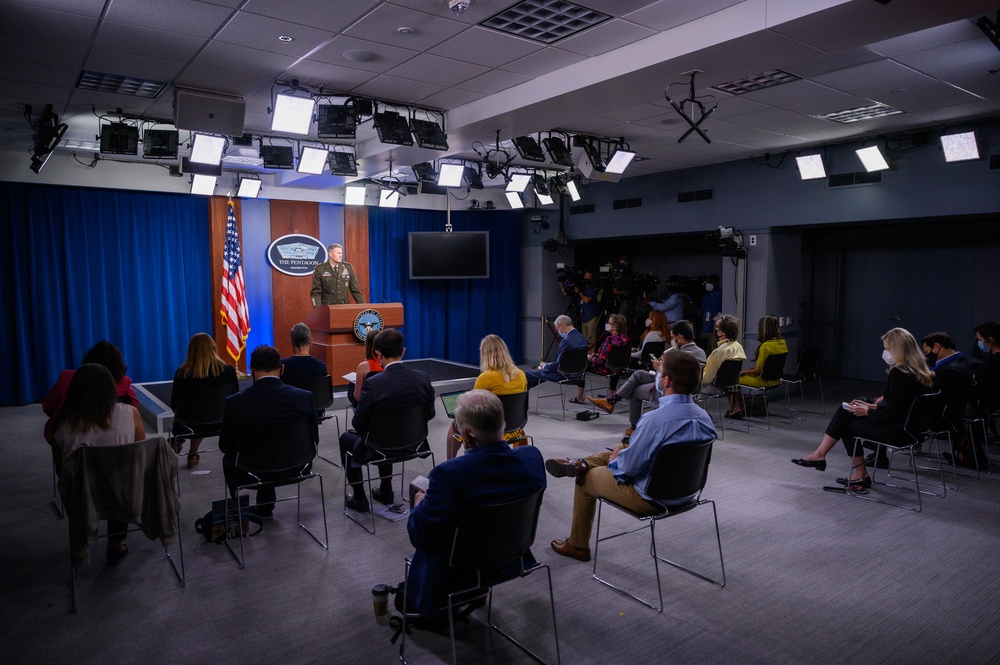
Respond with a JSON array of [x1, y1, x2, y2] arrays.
[[209, 196, 245, 372], [270, 200, 320, 357], [344, 206, 370, 298]]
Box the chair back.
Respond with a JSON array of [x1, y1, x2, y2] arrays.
[[795, 348, 821, 379], [557, 347, 589, 377], [282, 374, 334, 411], [758, 352, 788, 383], [638, 341, 666, 368], [364, 403, 430, 454], [498, 391, 529, 433], [234, 418, 317, 474], [449, 487, 545, 572], [605, 343, 632, 373], [173, 382, 235, 427], [713, 359, 743, 389], [644, 440, 715, 503], [902, 390, 943, 441]]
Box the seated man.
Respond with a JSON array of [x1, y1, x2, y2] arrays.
[[922, 331, 974, 430], [546, 353, 716, 562], [699, 314, 746, 395], [281, 322, 329, 380], [525, 314, 588, 390], [589, 320, 707, 443], [219, 345, 319, 520], [339, 328, 435, 513], [406, 390, 546, 618]]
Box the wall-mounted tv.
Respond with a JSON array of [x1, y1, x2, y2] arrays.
[[408, 231, 490, 279]]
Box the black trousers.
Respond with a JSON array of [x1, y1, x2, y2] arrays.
[[825, 407, 910, 457], [223, 456, 308, 510], [339, 430, 394, 494]]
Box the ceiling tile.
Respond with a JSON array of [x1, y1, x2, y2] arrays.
[[428, 26, 542, 68], [625, 0, 745, 31], [894, 37, 1000, 78], [783, 90, 873, 117], [788, 47, 884, 79], [416, 87, 485, 109], [387, 0, 514, 26], [344, 4, 467, 51], [789, 125, 867, 143], [0, 58, 79, 87], [556, 19, 656, 57], [917, 100, 1000, 123], [191, 41, 297, 79], [867, 19, 984, 58], [704, 95, 769, 120], [215, 12, 335, 57], [386, 53, 489, 87], [0, 34, 88, 69], [454, 69, 531, 95], [597, 102, 680, 123], [724, 107, 836, 134], [241, 0, 380, 34], [885, 87, 981, 113], [738, 79, 838, 106], [2, 3, 98, 45], [84, 49, 186, 83], [312, 35, 420, 73], [4, 0, 106, 16], [499, 47, 586, 77], [104, 0, 233, 39], [94, 21, 205, 62], [284, 60, 378, 91], [351, 74, 445, 104], [175, 65, 270, 98], [812, 59, 955, 102]]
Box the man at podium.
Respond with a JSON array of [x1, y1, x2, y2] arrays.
[[310, 243, 364, 306]]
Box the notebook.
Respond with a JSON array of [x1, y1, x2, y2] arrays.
[[439, 390, 468, 418]]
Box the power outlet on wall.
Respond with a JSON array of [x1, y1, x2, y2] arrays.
[[749, 235, 757, 246]]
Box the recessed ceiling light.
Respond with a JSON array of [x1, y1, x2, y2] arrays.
[[278, 35, 293, 42], [344, 50, 378, 62], [815, 103, 903, 124], [397, 27, 414, 35]]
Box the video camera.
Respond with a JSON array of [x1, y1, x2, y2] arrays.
[[556, 263, 587, 292], [633, 272, 660, 297]]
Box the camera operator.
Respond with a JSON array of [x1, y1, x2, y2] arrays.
[[700, 274, 722, 351], [611, 256, 635, 316], [561, 269, 599, 348], [649, 278, 688, 323]]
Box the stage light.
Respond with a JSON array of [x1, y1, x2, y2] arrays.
[[190, 133, 226, 165], [271, 91, 316, 135], [328, 150, 358, 176], [437, 163, 464, 187], [855, 145, 889, 172], [411, 162, 437, 183], [513, 135, 546, 162], [506, 191, 524, 209], [316, 103, 356, 139], [535, 189, 554, 205], [606, 145, 636, 174], [463, 166, 484, 189], [100, 122, 139, 155], [260, 145, 294, 169], [795, 154, 826, 180], [543, 136, 574, 167], [506, 173, 531, 192], [296, 146, 328, 175], [373, 110, 414, 146], [379, 188, 399, 208], [190, 174, 216, 195], [566, 179, 581, 201], [236, 175, 262, 199], [940, 131, 979, 162], [345, 185, 367, 206], [554, 175, 582, 201], [410, 117, 448, 150], [143, 129, 178, 159]]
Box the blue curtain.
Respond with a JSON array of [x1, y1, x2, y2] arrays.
[[0, 183, 212, 405], [368, 209, 522, 365]]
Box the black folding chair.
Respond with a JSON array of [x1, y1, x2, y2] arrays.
[[634, 340, 666, 371], [592, 439, 724, 613], [282, 374, 341, 466], [695, 359, 744, 438], [533, 348, 589, 422], [400, 488, 560, 665], [780, 348, 826, 420], [498, 391, 531, 446], [170, 382, 237, 456], [739, 352, 788, 430], [585, 344, 632, 409]]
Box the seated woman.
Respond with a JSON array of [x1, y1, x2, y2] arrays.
[[43, 340, 138, 443], [729, 315, 787, 418], [699, 314, 746, 396], [571, 313, 629, 405], [171, 333, 239, 469], [791, 327, 933, 489], [630, 310, 671, 366], [348, 332, 382, 408], [52, 363, 146, 564], [446, 334, 527, 459]]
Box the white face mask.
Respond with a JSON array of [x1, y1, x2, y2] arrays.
[[705, 283, 715, 292], [882, 349, 894, 365], [644, 319, 652, 328], [605, 323, 613, 332], [671, 339, 679, 350]]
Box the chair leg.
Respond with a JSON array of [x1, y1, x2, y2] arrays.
[[591, 500, 664, 612], [296, 475, 329, 549], [652, 500, 726, 588], [486, 565, 562, 665]]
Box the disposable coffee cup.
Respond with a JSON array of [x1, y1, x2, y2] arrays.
[[372, 584, 389, 617]]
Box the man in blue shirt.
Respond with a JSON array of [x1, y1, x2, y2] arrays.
[[546, 352, 716, 562], [650, 283, 687, 322]]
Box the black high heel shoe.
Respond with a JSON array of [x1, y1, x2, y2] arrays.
[[835, 476, 872, 489], [791, 458, 826, 471]]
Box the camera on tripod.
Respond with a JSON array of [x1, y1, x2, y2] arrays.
[[556, 263, 586, 291]]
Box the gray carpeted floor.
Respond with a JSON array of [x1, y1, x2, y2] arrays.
[[2, 378, 998, 665]]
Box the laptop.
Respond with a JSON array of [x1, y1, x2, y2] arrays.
[[439, 390, 468, 419]]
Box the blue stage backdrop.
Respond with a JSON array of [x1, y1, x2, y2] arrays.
[[368, 208, 522, 366], [0, 183, 212, 405]]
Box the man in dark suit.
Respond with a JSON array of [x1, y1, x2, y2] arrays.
[[219, 345, 318, 519], [339, 328, 435, 512], [921, 331, 974, 429], [525, 314, 589, 389], [406, 390, 546, 618]]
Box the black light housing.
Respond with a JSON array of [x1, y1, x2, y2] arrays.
[[260, 144, 294, 169], [100, 122, 139, 155], [543, 136, 574, 166], [409, 117, 448, 150], [373, 110, 414, 146], [327, 150, 358, 176], [316, 103, 357, 139], [513, 135, 546, 162], [142, 129, 179, 159], [411, 162, 437, 183], [463, 165, 484, 189]]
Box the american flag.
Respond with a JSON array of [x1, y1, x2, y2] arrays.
[[221, 198, 250, 361]]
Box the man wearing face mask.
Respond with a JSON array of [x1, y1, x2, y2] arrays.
[[545, 353, 716, 562], [560, 270, 599, 348], [700, 274, 722, 351], [920, 331, 973, 429], [310, 243, 364, 306], [525, 314, 589, 389]]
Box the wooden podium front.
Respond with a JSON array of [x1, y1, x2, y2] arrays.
[[304, 304, 404, 386]]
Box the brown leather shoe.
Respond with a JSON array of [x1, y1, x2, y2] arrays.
[[551, 539, 591, 562], [545, 458, 587, 478], [587, 396, 615, 414]]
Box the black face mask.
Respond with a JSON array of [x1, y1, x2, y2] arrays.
[[925, 352, 938, 366]]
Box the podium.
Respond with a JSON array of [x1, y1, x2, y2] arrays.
[[304, 304, 404, 386]]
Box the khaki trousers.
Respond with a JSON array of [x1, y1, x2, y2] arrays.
[[568, 451, 660, 549]]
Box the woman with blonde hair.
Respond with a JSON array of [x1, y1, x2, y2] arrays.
[[170, 332, 238, 468], [792, 327, 933, 489], [446, 334, 527, 459]]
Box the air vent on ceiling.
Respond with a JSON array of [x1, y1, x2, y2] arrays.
[[481, 0, 610, 44], [570, 203, 595, 215], [814, 103, 903, 124], [677, 189, 713, 203], [612, 197, 643, 210], [712, 69, 801, 95], [828, 171, 883, 188], [76, 71, 167, 98]]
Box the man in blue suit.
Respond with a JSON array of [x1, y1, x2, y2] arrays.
[[339, 328, 435, 512], [219, 345, 319, 520], [406, 390, 546, 618], [525, 314, 589, 389]]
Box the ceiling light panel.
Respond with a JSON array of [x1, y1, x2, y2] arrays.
[[481, 0, 611, 44], [712, 69, 801, 95], [76, 70, 167, 98], [815, 103, 903, 124]]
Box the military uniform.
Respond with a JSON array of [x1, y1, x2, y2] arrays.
[[310, 261, 365, 305]]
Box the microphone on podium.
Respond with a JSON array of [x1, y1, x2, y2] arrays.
[[364, 288, 387, 304]]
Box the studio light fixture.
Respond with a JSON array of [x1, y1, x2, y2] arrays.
[[463, 166, 484, 189], [940, 131, 979, 162], [260, 144, 295, 169], [327, 150, 358, 176], [373, 109, 414, 146], [379, 188, 399, 208], [506, 190, 524, 209], [512, 135, 546, 162], [554, 175, 582, 201], [411, 162, 437, 183], [345, 184, 367, 206], [410, 116, 448, 150], [855, 145, 889, 172], [236, 175, 262, 199], [190, 133, 226, 165], [533, 174, 554, 204], [316, 103, 357, 139], [543, 136, 574, 167], [795, 154, 826, 180], [271, 89, 316, 136], [27, 104, 67, 173], [142, 129, 178, 159], [605, 144, 636, 174], [437, 162, 465, 187], [100, 122, 139, 155], [297, 146, 329, 175], [190, 174, 216, 195], [506, 173, 531, 192]]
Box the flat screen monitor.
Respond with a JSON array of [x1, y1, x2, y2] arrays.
[[408, 231, 489, 280]]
